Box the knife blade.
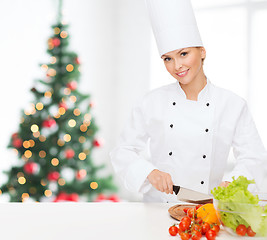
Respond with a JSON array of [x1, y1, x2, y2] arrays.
[[173, 185, 213, 204]]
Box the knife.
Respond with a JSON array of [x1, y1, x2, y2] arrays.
[[173, 185, 213, 204]]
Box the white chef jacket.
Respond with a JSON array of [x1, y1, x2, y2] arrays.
[[110, 80, 267, 202]]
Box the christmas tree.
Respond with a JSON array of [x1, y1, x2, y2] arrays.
[[0, 1, 117, 202]]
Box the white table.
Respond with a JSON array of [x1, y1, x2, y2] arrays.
[[0, 202, 261, 240]]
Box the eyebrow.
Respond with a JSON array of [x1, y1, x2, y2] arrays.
[[161, 48, 186, 58]]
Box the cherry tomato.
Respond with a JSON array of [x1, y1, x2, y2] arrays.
[[236, 224, 247, 236], [187, 208, 197, 219], [180, 232, 191, 240], [179, 220, 190, 231], [168, 225, 178, 236], [247, 226, 256, 237], [210, 224, 220, 234], [192, 224, 202, 233], [205, 229, 217, 240], [181, 216, 191, 225], [195, 217, 203, 225], [183, 207, 189, 214], [202, 222, 211, 235], [195, 204, 203, 210], [192, 230, 202, 240]]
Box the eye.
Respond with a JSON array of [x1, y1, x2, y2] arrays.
[[181, 52, 188, 57], [163, 57, 171, 62]]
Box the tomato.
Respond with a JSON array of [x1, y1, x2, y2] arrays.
[[180, 232, 191, 240], [247, 226, 256, 237], [192, 230, 202, 240], [179, 220, 190, 231], [202, 222, 211, 235], [195, 217, 203, 225], [195, 204, 203, 210], [181, 216, 191, 225], [210, 224, 220, 234], [168, 225, 178, 236], [205, 230, 217, 240], [192, 224, 202, 233], [236, 224, 247, 236], [183, 207, 189, 214], [187, 208, 197, 219]]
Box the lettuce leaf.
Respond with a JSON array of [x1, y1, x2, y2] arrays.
[[211, 176, 266, 236]]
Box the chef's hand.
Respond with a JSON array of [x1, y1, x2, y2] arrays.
[[219, 181, 231, 187], [147, 169, 173, 194]]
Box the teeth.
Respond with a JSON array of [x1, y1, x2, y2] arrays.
[[178, 70, 188, 76]]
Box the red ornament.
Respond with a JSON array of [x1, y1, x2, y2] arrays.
[[95, 194, 107, 202], [47, 171, 60, 181], [93, 139, 102, 147], [76, 169, 87, 180], [67, 193, 79, 202], [12, 133, 18, 139], [74, 57, 80, 65], [53, 192, 68, 202], [108, 194, 120, 202], [53, 192, 79, 202], [52, 38, 61, 47], [42, 118, 56, 128], [89, 101, 95, 108], [66, 81, 77, 91], [65, 149, 75, 159], [94, 194, 120, 202], [23, 162, 38, 175], [12, 138, 23, 148], [59, 102, 68, 110]]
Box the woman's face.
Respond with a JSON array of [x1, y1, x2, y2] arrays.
[[161, 47, 206, 85]]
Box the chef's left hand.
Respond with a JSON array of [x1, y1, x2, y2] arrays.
[[219, 181, 231, 187]]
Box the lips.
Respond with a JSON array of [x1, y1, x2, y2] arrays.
[[176, 69, 189, 77]]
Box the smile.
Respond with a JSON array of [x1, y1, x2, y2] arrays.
[[176, 69, 189, 77]]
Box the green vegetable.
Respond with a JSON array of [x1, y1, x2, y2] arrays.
[[211, 176, 266, 236]]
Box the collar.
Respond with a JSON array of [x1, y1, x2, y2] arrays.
[[175, 78, 211, 102]]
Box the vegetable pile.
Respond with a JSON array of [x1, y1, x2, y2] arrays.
[[211, 176, 267, 237], [168, 204, 221, 240]]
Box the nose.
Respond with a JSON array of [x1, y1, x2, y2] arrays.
[[174, 61, 183, 71]]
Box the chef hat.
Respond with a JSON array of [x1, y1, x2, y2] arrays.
[[145, 0, 203, 56]]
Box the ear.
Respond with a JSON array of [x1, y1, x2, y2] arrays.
[[200, 47, 206, 59]]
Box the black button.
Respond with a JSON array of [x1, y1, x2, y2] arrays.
[[201, 181, 204, 184], [170, 124, 173, 128], [169, 152, 172, 156], [173, 102, 176, 105], [205, 129, 209, 132], [206, 103, 210, 106], [203, 155, 206, 159]]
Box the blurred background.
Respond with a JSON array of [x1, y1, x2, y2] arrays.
[[0, 0, 267, 202]]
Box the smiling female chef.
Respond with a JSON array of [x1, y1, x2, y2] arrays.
[[110, 0, 267, 202]]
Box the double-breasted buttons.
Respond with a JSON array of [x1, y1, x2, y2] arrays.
[[203, 102, 210, 165], [169, 102, 176, 157]]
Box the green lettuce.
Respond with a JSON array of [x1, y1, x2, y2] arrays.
[[211, 176, 266, 236]]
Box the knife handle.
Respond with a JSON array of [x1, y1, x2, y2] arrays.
[[173, 185, 180, 195]]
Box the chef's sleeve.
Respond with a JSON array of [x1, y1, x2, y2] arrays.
[[110, 100, 157, 194], [224, 102, 267, 190]]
